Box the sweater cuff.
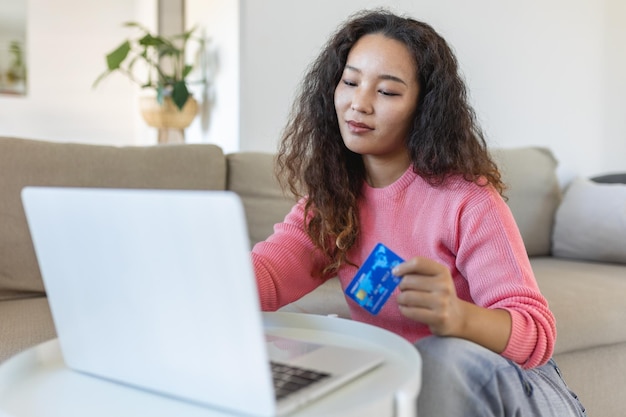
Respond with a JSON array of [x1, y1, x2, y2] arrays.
[[501, 309, 551, 369]]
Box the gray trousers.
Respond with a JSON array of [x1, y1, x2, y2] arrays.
[[415, 337, 587, 417]]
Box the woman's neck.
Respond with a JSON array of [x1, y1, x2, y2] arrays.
[[362, 154, 412, 188]]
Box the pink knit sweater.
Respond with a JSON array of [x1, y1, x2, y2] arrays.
[[252, 167, 556, 369]]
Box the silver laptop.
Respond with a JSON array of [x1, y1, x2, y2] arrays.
[[21, 186, 383, 416]]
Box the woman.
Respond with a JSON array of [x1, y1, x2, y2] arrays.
[[252, 9, 586, 416]]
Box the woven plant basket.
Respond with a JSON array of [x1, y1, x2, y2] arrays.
[[139, 96, 198, 129]]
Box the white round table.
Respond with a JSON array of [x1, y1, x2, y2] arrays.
[[0, 312, 421, 417]]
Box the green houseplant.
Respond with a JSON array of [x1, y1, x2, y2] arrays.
[[6, 41, 26, 85], [94, 22, 207, 111]]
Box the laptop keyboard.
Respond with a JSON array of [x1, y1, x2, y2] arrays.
[[270, 361, 331, 400]]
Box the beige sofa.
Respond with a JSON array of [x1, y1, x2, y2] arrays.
[[1, 136, 625, 416]]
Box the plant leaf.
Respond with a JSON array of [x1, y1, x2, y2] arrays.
[[171, 81, 190, 110], [157, 85, 165, 105], [139, 34, 167, 48], [182, 64, 193, 78], [106, 41, 131, 70]]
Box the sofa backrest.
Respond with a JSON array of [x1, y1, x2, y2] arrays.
[[491, 147, 561, 256], [0, 137, 562, 301], [0, 137, 226, 300]]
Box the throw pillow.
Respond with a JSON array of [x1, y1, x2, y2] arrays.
[[591, 172, 626, 184], [552, 177, 626, 264]]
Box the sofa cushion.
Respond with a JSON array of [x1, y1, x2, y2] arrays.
[[552, 178, 626, 264], [491, 147, 562, 256], [531, 257, 626, 355], [0, 137, 227, 300], [226, 152, 296, 247]]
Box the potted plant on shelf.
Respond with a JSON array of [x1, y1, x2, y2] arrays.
[[94, 22, 208, 143]]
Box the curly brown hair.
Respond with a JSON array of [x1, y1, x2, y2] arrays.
[[276, 9, 504, 276]]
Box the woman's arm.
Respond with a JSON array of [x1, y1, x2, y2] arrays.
[[252, 201, 330, 311], [392, 182, 556, 369], [394, 256, 512, 353]]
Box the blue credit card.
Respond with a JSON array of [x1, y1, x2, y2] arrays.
[[345, 243, 404, 315]]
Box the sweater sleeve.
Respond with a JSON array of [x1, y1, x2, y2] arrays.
[[454, 188, 556, 369], [251, 201, 330, 311]]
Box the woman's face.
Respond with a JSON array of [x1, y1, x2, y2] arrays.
[[334, 33, 419, 164]]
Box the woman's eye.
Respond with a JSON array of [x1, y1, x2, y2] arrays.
[[380, 90, 399, 97], [343, 79, 357, 87]]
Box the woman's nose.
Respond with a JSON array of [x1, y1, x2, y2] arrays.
[[351, 89, 373, 114]]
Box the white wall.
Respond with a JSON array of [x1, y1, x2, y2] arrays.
[[184, 0, 239, 153], [0, 0, 149, 145], [240, 0, 626, 183], [0, 0, 623, 182], [604, 0, 626, 177]]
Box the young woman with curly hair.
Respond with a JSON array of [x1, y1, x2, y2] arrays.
[[252, 9, 586, 417]]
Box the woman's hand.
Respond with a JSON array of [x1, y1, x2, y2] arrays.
[[394, 256, 465, 336], [393, 256, 512, 353]]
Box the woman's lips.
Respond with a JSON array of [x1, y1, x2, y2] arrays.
[[347, 120, 373, 133]]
